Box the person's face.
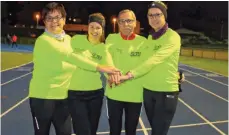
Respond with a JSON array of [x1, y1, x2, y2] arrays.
[[118, 12, 136, 36], [44, 10, 65, 34], [147, 8, 166, 31], [88, 22, 103, 40]]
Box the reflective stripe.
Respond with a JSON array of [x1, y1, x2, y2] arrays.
[[34, 117, 39, 130], [105, 98, 109, 118]]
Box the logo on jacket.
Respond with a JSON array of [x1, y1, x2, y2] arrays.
[[92, 53, 102, 60], [130, 52, 141, 57], [154, 45, 161, 51]]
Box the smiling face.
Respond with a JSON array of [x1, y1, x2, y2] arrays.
[[118, 11, 136, 36], [88, 22, 103, 41], [43, 10, 66, 34], [147, 8, 166, 31]]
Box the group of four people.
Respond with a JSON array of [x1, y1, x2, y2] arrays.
[[29, 1, 184, 135]]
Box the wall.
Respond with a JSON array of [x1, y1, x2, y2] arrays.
[[180, 48, 228, 60]]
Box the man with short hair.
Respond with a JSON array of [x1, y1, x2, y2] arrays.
[[105, 9, 147, 135]]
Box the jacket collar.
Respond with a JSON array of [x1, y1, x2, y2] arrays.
[[120, 32, 136, 40]]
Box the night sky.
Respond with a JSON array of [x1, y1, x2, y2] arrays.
[[1, 1, 228, 33]]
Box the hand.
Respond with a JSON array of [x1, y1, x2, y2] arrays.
[[120, 72, 134, 81], [108, 72, 122, 88], [96, 65, 120, 74], [120, 71, 134, 81], [109, 72, 121, 84], [179, 73, 185, 83], [108, 72, 134, 88], [181, 73, 185, 82]]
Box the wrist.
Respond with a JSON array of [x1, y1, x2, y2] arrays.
[[126, 71, 134, 80], [96, 65, 101, 71]]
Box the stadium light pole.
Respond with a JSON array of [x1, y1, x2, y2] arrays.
[[35, 14, 40, 28], [112, 18, 117, 33]]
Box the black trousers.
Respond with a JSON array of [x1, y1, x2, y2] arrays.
[[107, 98, 142, 135], [143, 88, 179, 135], [11, 41, 17, 48], [68, 88, 104, 135], [29, 98, 72, 135]]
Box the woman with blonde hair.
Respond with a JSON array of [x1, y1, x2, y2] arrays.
[[68, 13, 115, 135]]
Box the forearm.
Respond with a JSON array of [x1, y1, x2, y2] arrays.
[[66, 52, 98, 72], [131, 41, 181, 78]]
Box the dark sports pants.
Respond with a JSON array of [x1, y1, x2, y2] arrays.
[[11, 42, 17, 48], [67, 88, 104, 135], [29, 98, 72, 135], [107, 98, 142, 135], [143, 88, 179, 135]]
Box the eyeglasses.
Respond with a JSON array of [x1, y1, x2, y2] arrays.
[[147, 13, 163, 19], [118, 19, 135, 25], [45, 16, 63, 22]]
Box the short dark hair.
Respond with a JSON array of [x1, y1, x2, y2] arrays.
[[42, 2, 66, 20]]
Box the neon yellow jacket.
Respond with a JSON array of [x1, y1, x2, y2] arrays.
[[105, 33, 147, 103], [29, 32, 98, 99], [131, 28, 181, 92], [69, 35, 113, 91]]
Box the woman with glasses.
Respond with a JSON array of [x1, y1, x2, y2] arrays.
[[120, 1, 182, 135], [29, 3, 118, 135], [67, 13, 115, 135]]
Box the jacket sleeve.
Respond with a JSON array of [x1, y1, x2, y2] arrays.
[[100, 44, 116, 79], [130, 34, 181, 78], [37, 36, 98, 72], [100, 44, 115, 66]]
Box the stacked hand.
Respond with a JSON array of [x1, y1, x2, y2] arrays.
[[108, 72, 134, 88], [96, 65, 135, 88]]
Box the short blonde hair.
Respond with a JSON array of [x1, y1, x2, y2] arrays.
[[118, 9, 136, 21]]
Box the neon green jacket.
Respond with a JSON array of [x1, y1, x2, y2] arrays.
[[69, 35, 113, 91], [29, 32, 98, 99], [131, 28, 181, 92], [105, 33, 147, 103]]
